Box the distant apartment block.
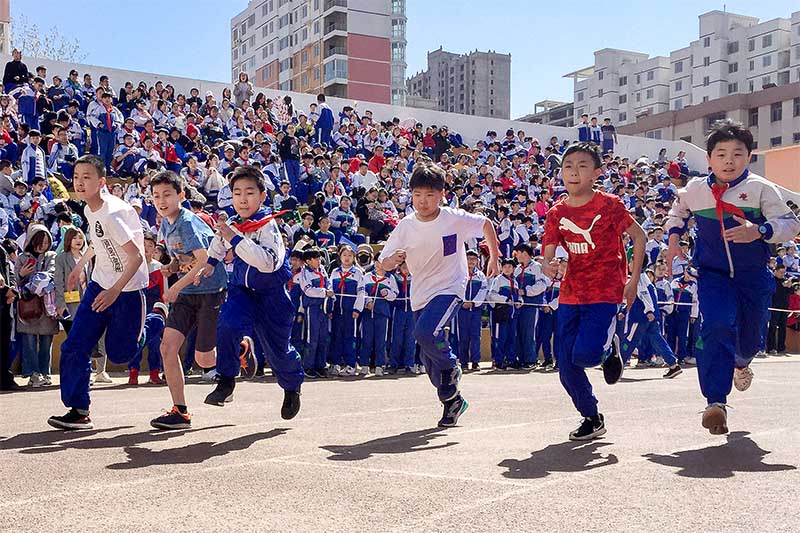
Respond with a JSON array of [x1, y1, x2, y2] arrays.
[[516, 100, 575, 128]]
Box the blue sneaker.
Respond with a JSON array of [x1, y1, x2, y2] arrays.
[[438, 394, 468, 427], [438, 365, 462, 402]]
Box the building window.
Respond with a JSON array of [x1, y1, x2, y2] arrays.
[[703, 96, 709, 102], [391, 19, 405, 38], [771, 102, 782, 122], [618, 94, 627, 104], [598, 106, 603, 114], [674, 61, 683, 73], [763, 55, 772, 68], [618, 112, 627, 122], [748, 39, 755, 52], [793, 132, 800, 144], [301, 51, 308, 64], [598, 70, 604, 80], [703, 56, 710, 67], [313, 67, 319, 80], [645, 130, 662, 140], [598, 88, 603, 97], [703, 76, 709, 87], [770, 136, 782, 147], [314, 44, 320, 56], [749, 107, 759, 127], [703, 36, 711, 47], [778, 71, 790, 85], [749, 59, 755, 71], [749, 80, 754, 92], [301, 73, 308, 86], [646, 88, 654, 98], [391, 42, 405, 61], [675, 80, 682, 91], [728, 62, 738, 73], [619, 76, 627, 86], [762, 76, 771, 87], [794, 97, 800, 117], [636, 92, 641, 102], [762, 34, 773, 48], [727, 41, 739, 54], [577, 92, 584, 102], [728, 82, 738, 94], [647, 70, 654, 81], [392, 0, 404, 14], [674, 98, 683, 110], [247, 14, 255, 27]]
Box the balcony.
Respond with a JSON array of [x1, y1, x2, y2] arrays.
[[325, 46, 347, 58], [325, 22, 347, 34], [324, 0, 347, 10]]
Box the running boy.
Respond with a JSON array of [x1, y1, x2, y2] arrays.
[[380, 158, 500, 427], [542, 142, 646, 441], [665, 120, 800, 435], [48, 155, 156, 430]]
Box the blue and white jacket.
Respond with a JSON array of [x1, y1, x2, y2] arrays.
[[463, 267, 489, 309], [665, 171, 800, 278], [299, 265, 332, 309], [513, 261, 547, 305], [331, 264, 365, 314], [362, 273, 398, 318], [670, 278, 699, 318], [392, 271, 413, 313]]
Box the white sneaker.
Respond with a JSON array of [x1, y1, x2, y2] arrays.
[[411, 364, 419, 374], [683, 356, 697, 365], [374, 366, 384, 377], [653, 356, 665, 367], [28, 373, 45, 388], [42, 374, 53, 386], [733, 366, 754, 392], [200, 369, 220, 383], [94, 371, 113, 384], [419, 365, 426, 374], [331, 364, 342, 376], [343, 365, 356, 376], [358, 365, 369, 376]]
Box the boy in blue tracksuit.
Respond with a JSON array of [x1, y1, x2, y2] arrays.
[[389, 262, 415, 372], [329, 244, 365, 376], [618, 266, 682, 379], [665, 269, 698, 363], [489, 259, 521, 369], [457, 250, 488, 371], [206, 166, 304, 420], [300, 247, 333, 378], [665, 120, 800, 435], [359, 261, 398, 376], [315, 93, 334, 147], [20, 130, 46, 184], [496, 206, 515, 258], [288, 250, 306, 356], [536, 265, 562, 370], [514, 244, 547, 369], [10, 79, 41, 129]]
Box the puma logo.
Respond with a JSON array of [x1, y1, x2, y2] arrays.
[[559, 215, 601, 252]]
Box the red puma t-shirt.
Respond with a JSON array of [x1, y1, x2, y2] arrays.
[[543, 191, 634, 305]]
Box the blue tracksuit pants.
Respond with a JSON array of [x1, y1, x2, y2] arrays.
[[96, 129, 115, 172], [620, 318, 677, 366], [491, 313, 517, 366], [556, 303, 618, 418], [516, 306, 538, 365], [536, 309, 555, 363], [216, 285, 303, 392], [389, 308, 415, 368], [59, 282, 158, 410], [666, 310, 692, 358], [303, 305, 329, 371], [330, 310, 358, 367], [456, 307, 482, 365], [359, 312, 388, 368], [413, 295, 461, 401], [696, 268, 773, 405], [128, 312, 165, 371]]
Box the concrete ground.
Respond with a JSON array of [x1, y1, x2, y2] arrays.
[[1, 356, 799, 533]]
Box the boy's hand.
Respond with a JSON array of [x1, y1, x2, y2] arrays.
[[380, 288, 388, 297], [325, 290, 334, 298], [352, 311, 359, 319], [164, 286, 180, 304], [541, 258, 559, 279], [724, 215, 761, 243], [623, 280, 637, 310], [486, 254, 500, 278], [92, 288, 121, 313], [215, 220, 237, 243], [665, 243, 680, 277], [462, 301, 472, 310], [646, 312, 655, 322], [389, 249, 406, 264]]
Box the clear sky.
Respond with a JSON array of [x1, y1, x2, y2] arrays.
[[11, 0, 798, 117]]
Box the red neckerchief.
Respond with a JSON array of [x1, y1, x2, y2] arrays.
[[504, 274, 515, 295], [517, 263, 528, 293], [104, 104, 113, 131], [337, 269, 352, 291], [676, 282, 690, 302], [372, 275, 386, 296], [232, 210, 289, 233], [313, 270, 325, 288], [400, 273, 408, 297], [711, 182, 745, 235], [287, 269, 299, 290]]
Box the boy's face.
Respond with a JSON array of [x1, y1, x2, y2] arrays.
[[467, 256, 479, 271], [707, 139, 749, 183], [14, 184, 26, 195], [143, 239, 155, 261], [340, 198, 351, 210], [32, 182, 45, 194], [290, 257, 302, 270], [319, 218, 331, 231], [151, 183, 184, 219], [232, 178, 268, 219], [411, 186, 445, 218], [29, 135, 41, 146], [302, 215, 313, 228], [517, 251, 531, 264], [306, 257, 321, 270], [280, 184, 290, 195], [502, 264, 514, 276], [561, 152, 601, 196]]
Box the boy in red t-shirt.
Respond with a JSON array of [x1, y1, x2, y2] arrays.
[[542, 143, 646, 441]]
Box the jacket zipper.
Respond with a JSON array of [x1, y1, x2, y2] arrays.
[[244, 264, 251, 289]]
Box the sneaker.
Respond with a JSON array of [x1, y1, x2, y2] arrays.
[[461, 363, 469, 372], [281, 390, 301, 420], [602, 335, 623, 385], [48, 408, 93, 430], [768, 349, 778, 356], [374, 366, 384, 377], [331, 365, 342, 376], [471, 362, 481, 371], [419, 365, 426, 374], [239, 336, 257, 379], [204, 377, 235, 406], [316, 367, 329, 378], [200, 368, 219, 383], [150, 406, 192, 430], [543, 361, 555, 372], [396, 367, 407, 375], [255, 363, 265, 377], [653, 356, 665, 367], [663, 365, 683, 379], [521, 363, 536, 371], [412, 364, 422, 374], [755, 350, 767, 359], [148, 370, 164, 385], [733, 366, 754, 392], [343, 365, 356, 376], [569, 414, 606, 441], [28, 373, 46, 388], [701, 403, 728, 435], [438, 365, 462, 402], [128, 369, 139, 385], [94, 371, 112, 384], [357, 365, 369, 376], [635, 359, 650, 369], [438, 394, 469, 427], [683, 356, 697, 365], [42, 374, 53, 386]]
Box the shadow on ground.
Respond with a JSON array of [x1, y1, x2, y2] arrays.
[[499, 440, 619, 479], [321, 427, 458, 461], [643, 431, 797, 478], [107, 428, 290, 470]]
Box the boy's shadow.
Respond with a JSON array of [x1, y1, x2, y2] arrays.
[[499, 440, 618, 479], [321, 427, 457, 461], [643, 431, 797, 478], [107, 428, 290, 470], [0, 426, 135, 451]]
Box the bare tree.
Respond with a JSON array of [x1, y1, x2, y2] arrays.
[[10, 14, 88, 63]]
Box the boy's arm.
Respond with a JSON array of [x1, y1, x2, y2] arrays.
[[664, 188, 692, 276], [91, 240, 144, 312], [473, 276, 489, 307], [164, 249, 211, 303], [383, 276, 398, 301], [637, 277, 655, 316], [353, 273, 366, 313], [624, 220, 647, 310], [378, 222, 405, 271], [300, 270, 328, 299], [726, 181, 800, 244], [527, 268, 548, 297], [219, 221, 284, 273], [481, 218, 500, 278]]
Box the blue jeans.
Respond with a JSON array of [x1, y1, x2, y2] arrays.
[[21, 333, 53, 376]]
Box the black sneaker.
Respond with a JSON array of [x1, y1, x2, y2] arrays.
[[281, 390, 301, 420], [438, 394, 469, 427], [602, 335, 623, 385], [150, 406, 192, 430], [255, 363, 265, 377], [204, 376, 235, 406], [304, 369, 318, 379], [569, 414, 606, 441], [461, 363, 469, 372], [521, 363, 536, 370], [471, 362, 480, 371], [316, 367, 329, 378], [663, 365, 683, 379], [239, 336, 257, 379], [48, 408, 93, 430]]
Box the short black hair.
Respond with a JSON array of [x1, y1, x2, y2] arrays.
[[150, 170, 183, 194], [230, 165, 266, 192], [514, 243, 533, 256], [303, 248, 321, 260], [562, 142, 602, 169], [409, 158, 446, 192], [56, 212, 73, 224], [74, 154, 106, 178], [705, 119, 754, 155]]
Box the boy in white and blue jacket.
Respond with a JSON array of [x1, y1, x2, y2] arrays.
[[299, 247, 333, 378], [358, 261, 398, 375], [489, 258, 521, 369], [329, 244, 365, 376], [536, 264, 562, 370], [20, 130, 46, 184], [513, 244, 547, 369], [665, 120, 800, 435], [665, 268, 699, 363], [389, 262, 415, 372], [457, 250, 487, 371]]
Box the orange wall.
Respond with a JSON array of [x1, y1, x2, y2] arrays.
[[763, 145, 800, 192]]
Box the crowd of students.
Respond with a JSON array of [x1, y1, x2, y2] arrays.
[[0, 50, 798, 432]]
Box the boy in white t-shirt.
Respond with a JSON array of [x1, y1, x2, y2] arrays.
[[380, 159, 500, 427], [48, 155, 154, 430]]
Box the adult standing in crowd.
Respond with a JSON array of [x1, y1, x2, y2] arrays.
[[233, 72, 254, 108], [3, 49, 29, 93]]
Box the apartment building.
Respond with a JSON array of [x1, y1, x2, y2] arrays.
[[517, 101, 575, 128]]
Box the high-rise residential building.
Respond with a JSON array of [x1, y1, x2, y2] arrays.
[[565, 10, 800, 127], [0, 0, 10, 55], [406, 47, 511, 118], [516, 100, 575, 128], [230, 0, 405, 105]]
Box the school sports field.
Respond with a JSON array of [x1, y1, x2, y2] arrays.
[[2, 356, 799, 533]]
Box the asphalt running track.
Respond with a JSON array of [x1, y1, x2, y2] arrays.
[[2, 356, 799, 532]]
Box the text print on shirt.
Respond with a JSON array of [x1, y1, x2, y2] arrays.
[[559, 214, 602, 254]]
